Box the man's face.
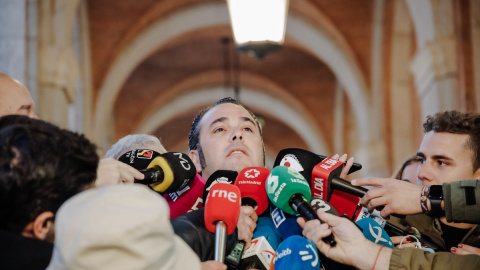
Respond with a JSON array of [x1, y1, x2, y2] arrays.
[[189, 103, 264, 179], [0, 75, 38, 118], [417, 131, 480, 185]]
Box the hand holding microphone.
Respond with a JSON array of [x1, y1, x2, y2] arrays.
[[118, 150, 197, 194], [266, 166, 336, 247], [351, 177, 425, 217], [96, 158, 145, 186], [298, 210, 389, 270], [273, 148, 362, 181]]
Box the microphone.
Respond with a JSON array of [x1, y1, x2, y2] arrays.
[[203, 170, 239, 203], [269, 204, 303, 240], [266, 166, 336, 246], [327, 190, 363, 220], [273, 149, 322, 184], [312, 157, 405, 219], [309, 197, 339, 216], [274, 148, 362, 179], [118, 150, 196, 194], [356, 218, 394, 248], [272, 235, 320, 270], [235, 167, 271, 215], [118, 148, 162, 169], [311, 157, 364, 201], [269, 198, 337, 242], [239, 236, 276, 270], [274, 149, 363, 219], [163, 173, 206, 219], [204, 183, 242, 263]]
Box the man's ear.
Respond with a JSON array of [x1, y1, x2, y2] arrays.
[[189, 150, 202, 173], [22, 211, 55, 241], [474, 167, 480, 179]]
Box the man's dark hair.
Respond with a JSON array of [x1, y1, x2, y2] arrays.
[[423, 111, 480, 172], [0, 115, 99, 234], [189, 97, 264, 169]]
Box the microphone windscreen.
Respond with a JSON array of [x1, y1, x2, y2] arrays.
[[118, 149, 162, 170], [356, 218, 394, 248], [309, 197, 339, 216], [266, 166, 311, 215], [204, 183, 241, 235], [152, 152, 196, 194], [203, 170, 238, 202], [253, 217, 282, 250], [164, 173, 206, 219], [269, 204, 303, 240], [235, 167, 270, 215], [273, 235, 320, 270], [273, 148, 322, 185]]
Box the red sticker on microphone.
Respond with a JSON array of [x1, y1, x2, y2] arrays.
[[137, 150, 153, 159]]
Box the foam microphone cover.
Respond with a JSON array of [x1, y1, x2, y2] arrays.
[[273, 235, 320, 270], [356, 218, 394, 248], [118, 149, 162, 171], [235, 167, 270, 215], [164, 173, 206, 219], [266, 166, 311, 215], [152, 152, 196, 194], [311, 158, 344, 200], [203, 170, 238, 202], [273, 148, 322, 184], [269, 204, 303, 240], [253, 217, 282, 250], [204, 183, 241, 235]]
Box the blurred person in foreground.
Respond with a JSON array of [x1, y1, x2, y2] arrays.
[[0, 115, 98, 269]]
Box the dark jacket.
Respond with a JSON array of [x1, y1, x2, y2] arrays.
[[0, 229, 53, 270], [170, 208, 238, 261]]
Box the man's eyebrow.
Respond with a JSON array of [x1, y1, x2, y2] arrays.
[[241, 116, 256, 126], [416, 152, 454, 161], [430, 155, 454, 161], [19, 105, 31, 110], [208, 117, 228, 128], [416, 152, 426, 159], [208, 116, 256, 129]]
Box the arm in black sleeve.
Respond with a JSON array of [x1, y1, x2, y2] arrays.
[[170, 208, 238, 261]]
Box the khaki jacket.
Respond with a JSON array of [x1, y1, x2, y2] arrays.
[[389, 248, 480, 270]]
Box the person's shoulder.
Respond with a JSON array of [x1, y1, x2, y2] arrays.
[[0, 230, 53, 270]]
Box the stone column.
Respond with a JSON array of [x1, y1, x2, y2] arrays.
[[37, 0, 80, 128], [0, 0, 26, 83]]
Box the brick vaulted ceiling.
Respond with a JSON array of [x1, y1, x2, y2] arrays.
[[87, 0, 378, 157]]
